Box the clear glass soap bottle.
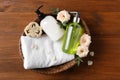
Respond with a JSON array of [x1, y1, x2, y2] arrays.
[[62, 12, 84, 54]]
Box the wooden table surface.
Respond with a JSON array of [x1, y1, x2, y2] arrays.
[[0, 0, 120, 80]]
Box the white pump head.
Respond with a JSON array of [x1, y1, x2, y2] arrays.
[[69, 12, 80, 23]]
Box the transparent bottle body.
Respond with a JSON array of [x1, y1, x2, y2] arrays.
[[62, 22, 84, 54]]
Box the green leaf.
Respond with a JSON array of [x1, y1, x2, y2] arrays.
[[77, 60, 80, 66], [57, 22, 64, 28], [62, 21, 68, 26], [76, 56, 83, 66], [50, 8, 60, 14], [57, 21, 68, 30]]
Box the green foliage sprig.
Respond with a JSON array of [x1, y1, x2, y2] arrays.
[[50, 8, 60, 15], [57, 21, 68, 30], [76, 56, 83, 66]]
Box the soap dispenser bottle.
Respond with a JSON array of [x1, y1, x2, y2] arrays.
[[62, 12, 84, 54], [35, 5, 64, 41]]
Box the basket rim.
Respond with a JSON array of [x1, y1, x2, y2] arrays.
[[19, 18, 90, 74]]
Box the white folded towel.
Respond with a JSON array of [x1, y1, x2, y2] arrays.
[[21, 35, 74, 69]]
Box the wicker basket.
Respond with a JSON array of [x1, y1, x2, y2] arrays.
[[19, 18, 90, 74]]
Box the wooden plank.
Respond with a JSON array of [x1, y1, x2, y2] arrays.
[[0, 34, 120, 79], [0, 0, 120, 12], [0, 12, 120, 37], [0, 0, 120, 80], [81, 12, 120, 37]]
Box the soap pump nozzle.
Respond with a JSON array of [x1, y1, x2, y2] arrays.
[[73, 12, 80, 23], [35, 5, 46, 19], [70, 12, 80, 23]]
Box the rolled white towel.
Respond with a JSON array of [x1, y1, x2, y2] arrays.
[[20, 35, 74, 69]]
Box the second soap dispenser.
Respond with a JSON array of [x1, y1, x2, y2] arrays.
[[62, 12, 84, 54]]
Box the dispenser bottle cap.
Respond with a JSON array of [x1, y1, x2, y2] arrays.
[[70, 12, 80, 23]]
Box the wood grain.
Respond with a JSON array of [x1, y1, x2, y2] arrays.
[[0, 0, 120, 80]]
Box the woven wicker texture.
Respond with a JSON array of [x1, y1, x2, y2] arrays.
[[19, 18, 90, 74]]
